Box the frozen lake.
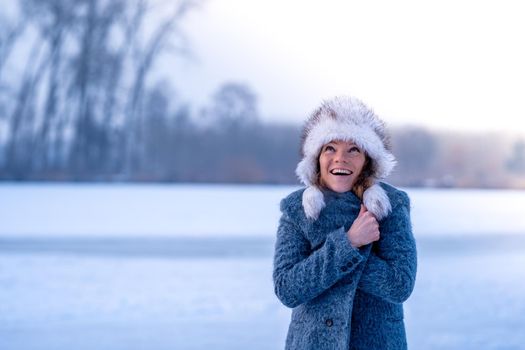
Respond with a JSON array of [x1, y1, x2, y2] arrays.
[[1, 183, 525, 349]]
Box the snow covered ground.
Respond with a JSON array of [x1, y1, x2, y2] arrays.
[[2, 183, 525, 237], [1, 183, 525, 349]]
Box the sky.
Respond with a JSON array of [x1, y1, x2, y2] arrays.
[[157, 0, 525, 134]]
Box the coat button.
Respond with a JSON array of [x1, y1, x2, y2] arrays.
[[352, 257, 359, 264], [325, 318, 333, 327], [341, 266, 348, 272]]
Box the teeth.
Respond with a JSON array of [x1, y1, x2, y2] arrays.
[[331, 168, 352, 175]]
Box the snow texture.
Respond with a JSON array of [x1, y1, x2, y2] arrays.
[[1, 184, 525, 349], [1, 183, 525, 237]]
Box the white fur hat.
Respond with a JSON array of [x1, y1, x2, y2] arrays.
[[296, 96, 397, 220]]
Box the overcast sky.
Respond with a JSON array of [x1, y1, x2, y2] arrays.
[[159, 0, 525, 135]]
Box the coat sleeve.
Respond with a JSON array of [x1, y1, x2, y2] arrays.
[[356, 191, 417, 304], [273, 210, 368, 308]]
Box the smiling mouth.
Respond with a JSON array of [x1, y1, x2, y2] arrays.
[[330, 168, 353, 176]]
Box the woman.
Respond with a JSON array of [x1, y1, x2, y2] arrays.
[[273, 96, 417, 350]]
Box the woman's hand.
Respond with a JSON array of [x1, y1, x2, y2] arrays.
[[347, 204, 380, 248]]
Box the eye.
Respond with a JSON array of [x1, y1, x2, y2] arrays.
[[323, 145, 336, 152], [348, 146, 361, 154]]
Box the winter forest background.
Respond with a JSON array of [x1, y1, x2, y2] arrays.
[[1, 0, 524, 187]]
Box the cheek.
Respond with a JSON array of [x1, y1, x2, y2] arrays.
[[318, 154, 328, 170], [318, 159, 329, 177], [353, 157, 367, 175], [317, 155, 331, 181]]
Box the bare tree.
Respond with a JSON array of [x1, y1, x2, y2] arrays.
[[202, 82, 259, 132], [0, 12, 26, 83], [123, 0, 201, 175], [19, 0, 78, 172], [0, 9, 27, 173], [4, 30, 49, 178]]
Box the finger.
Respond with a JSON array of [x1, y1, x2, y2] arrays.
[[366, 212, 379, 222], [363, 211, 375, 219], [363, 213, 378, 223], [369, 228, 379, 241], [359, 204, 367, 216]]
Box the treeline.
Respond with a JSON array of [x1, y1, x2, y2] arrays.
[[1, 0, 524, 188], [389, 128, 525, 188], [0, 0, 203, 180]]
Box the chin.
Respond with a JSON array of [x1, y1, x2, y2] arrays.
[[328, 183, 354, 193]]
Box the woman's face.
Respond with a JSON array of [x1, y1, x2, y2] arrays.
[[318, 140, 366, 193]]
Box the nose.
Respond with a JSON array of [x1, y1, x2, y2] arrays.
[[334, 149, 348, 163]]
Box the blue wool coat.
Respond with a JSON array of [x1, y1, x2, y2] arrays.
[[273, 182, 417, 350]]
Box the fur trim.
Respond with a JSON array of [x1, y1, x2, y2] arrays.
[[302, 186, 325, 220], [363, 183, 392, 220], [301, 183, 392, 220], [296, 155, 318, 186], [296, 96, 396, 220]]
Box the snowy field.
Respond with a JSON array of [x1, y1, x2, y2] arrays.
[[1, 183, 525, 350]]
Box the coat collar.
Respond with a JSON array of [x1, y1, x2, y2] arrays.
[[320, 187, 361, 205]]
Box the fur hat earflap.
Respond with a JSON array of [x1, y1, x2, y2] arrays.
[[296, 96, 396, 220]]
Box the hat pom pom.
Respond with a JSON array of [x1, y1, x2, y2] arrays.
[[363, 183, 392, 220], [302, 186, 325, 220]]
